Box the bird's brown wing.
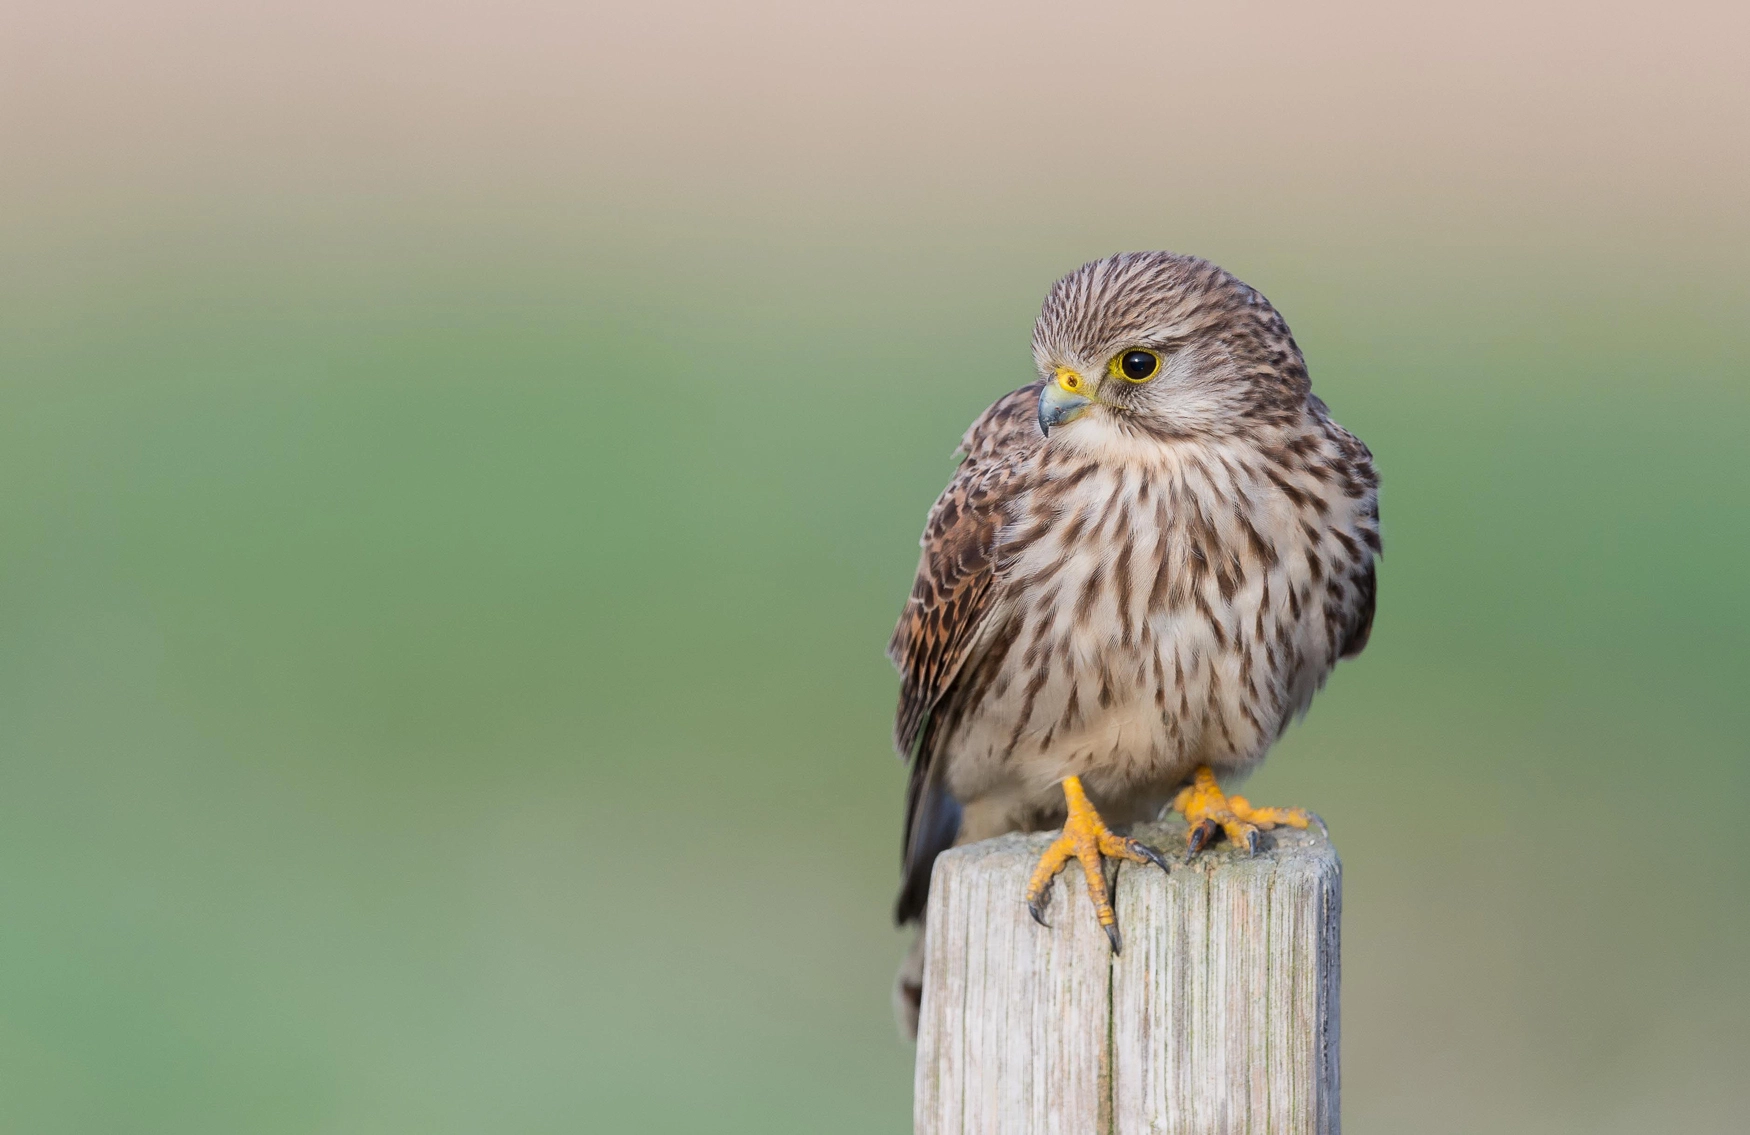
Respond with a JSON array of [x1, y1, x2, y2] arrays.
[[1318, 408, 1379, 661], [1339, 559, 1377, 659], [888, 381, 1043, 922]]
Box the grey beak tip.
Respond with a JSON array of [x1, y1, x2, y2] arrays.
[[1037, 382, 1092, 436]]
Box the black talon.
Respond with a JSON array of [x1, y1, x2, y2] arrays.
[[1244, 827, 1260, 856], [1103, 920, 1123, 955], [1307, 811, 1329, 838], [1129, 839, 1172, 875], [1028, 891, 1051, 928], [1187, 818, 1218, 855]]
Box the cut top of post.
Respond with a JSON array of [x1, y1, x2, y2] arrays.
[[914, 817, 1341, 1135]]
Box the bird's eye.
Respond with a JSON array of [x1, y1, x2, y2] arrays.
[[1114, 349, 1162, 382]]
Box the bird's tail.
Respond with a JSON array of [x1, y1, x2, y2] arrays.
[[894, 764, 961, 1039], [895, 775, 961, 925], [894, 931, 927, 1040]]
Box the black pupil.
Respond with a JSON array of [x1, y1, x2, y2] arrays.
[[1121, 351, 1157, 379]]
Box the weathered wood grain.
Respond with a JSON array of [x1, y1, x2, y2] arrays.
[[913, 832, 1114, 1135], [914, 818, 1340, 1135]]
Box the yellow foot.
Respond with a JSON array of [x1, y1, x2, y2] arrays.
[[1172, 765, 1316, 856], [1024, 775, 1171, 953]]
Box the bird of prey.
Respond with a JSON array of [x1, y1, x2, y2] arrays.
[[888, 251, 1379, 1035]]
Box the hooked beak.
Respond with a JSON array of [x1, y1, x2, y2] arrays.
[[1038, 367, 1093, 436]]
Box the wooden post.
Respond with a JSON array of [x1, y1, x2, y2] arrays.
[[913, 817, 1340, 1135]]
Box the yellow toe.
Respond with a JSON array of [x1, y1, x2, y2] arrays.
[[1023, 775, 1170, 952], [1175, 767, 1311, 856]]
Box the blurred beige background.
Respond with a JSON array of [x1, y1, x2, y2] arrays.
[[2, 2, 1746, 1132]]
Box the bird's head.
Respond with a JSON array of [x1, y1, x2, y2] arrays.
[[1030, 251, 1311, 447]]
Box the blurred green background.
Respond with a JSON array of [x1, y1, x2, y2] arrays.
[[2, 1, 1747, 1132]]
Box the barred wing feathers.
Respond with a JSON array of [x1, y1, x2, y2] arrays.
[[887, 381, 1042, 922], [888, 382, 1042, 753]]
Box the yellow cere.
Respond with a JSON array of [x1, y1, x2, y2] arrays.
[[1054, 366, 1084, 394]]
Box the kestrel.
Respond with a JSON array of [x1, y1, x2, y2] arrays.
[[888, 252, 1379, 1035]]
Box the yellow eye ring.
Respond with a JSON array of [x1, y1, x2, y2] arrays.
[[1110, 349, 1162, 383]]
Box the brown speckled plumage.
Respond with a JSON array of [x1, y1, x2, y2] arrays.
[[888, 253, 1379, 990]]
